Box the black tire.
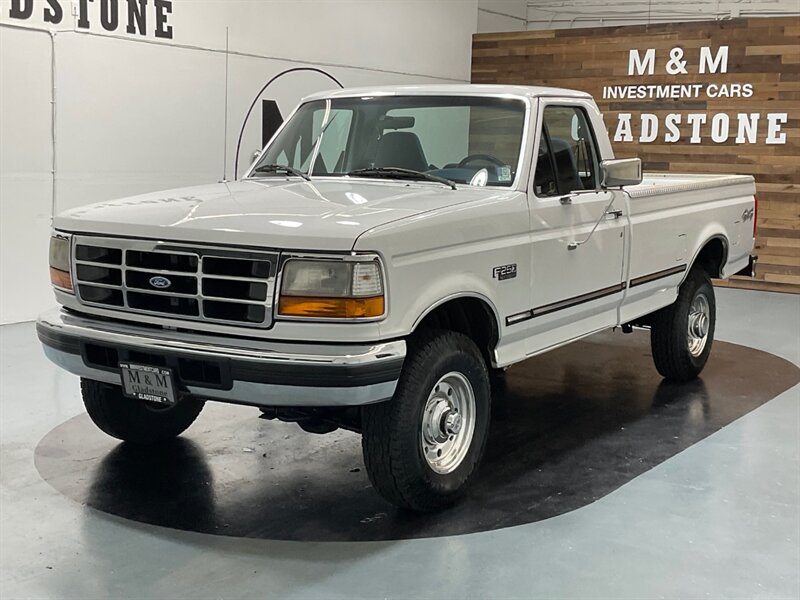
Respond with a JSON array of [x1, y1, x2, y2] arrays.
[[81, 378, 205, 445], [361, 330, 491, 512], [650, 268, 716, 382]]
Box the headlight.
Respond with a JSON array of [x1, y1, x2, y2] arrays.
[[278, 257, 385, 319], [49, 235, 73, 291]]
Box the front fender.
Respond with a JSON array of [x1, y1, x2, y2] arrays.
[[354, 191, 532, 343], [410, 287, 502, 334]]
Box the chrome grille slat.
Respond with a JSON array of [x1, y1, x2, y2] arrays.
[[74, 281, 123, 291], [192, 294, 267, 305], [121, 288, 199, 299], [199, 274, 273, 283], [75, 260, 126, 269], [124, 267, 202, 277], [72, 235, 278, 329]]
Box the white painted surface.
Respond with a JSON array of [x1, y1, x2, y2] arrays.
[[0, 0, 479, 323], [55, 178, 509, 252], [478, 0, 527, 32], [0, 27, 54, 326]]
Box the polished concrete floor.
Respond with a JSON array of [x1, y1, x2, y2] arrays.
[[1, 288, 799, 598]]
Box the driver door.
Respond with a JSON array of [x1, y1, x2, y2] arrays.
[[526, 101, 627, 354]]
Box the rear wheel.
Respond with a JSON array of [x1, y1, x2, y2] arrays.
[[361, 330, 491, 512], [81, 378, 205, 444], [650, 268, 716, 382]]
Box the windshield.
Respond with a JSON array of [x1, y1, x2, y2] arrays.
[[248, 95, 527, 187]]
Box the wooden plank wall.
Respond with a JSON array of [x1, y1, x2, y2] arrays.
[[472, 17, 799, 293]]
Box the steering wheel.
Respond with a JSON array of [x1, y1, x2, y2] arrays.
[[458, 153, 506, 168]]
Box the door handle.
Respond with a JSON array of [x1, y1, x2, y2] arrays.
[[605, 209, 623, 219]]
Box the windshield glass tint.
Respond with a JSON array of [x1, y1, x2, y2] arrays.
[[250, 96, 527, 187]]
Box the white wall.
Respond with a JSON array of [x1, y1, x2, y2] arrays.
[[478, 0, 527, 32], [525, 0, 800, 29], [0, 0, 479, 324]]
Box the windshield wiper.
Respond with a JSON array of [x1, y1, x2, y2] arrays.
[[250, 163, 310, 181], [347, 167, 456, 190]]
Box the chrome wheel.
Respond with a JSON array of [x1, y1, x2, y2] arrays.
[[420, 371, 476, 475], [687, 292, 710, 357]]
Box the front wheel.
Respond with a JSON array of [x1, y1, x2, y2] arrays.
[[650, 268, 716, 382], [81, 378, 205, 445], [361, 330, 491, 512]]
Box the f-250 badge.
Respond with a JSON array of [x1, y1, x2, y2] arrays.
[[492, 264, 517, 281]]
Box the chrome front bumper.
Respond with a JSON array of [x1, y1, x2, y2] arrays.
[[37, 307, 405, 407]]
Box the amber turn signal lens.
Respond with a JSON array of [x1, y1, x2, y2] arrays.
[[278, 295, 384, 318], [49, 267, 73, 291]]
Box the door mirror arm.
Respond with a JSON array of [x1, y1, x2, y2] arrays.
[[567, 195, 621, 251], [559, 189, 599, 205]]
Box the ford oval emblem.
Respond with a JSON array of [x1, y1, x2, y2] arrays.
[[149, 276, 172, 289]]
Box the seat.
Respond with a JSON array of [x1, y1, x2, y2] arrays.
[[373, 132, 428, 172], [534, 148, 557, 196], [549, 137, 583, 194]]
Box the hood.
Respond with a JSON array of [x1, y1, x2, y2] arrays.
[[54, 179, 508, 251]]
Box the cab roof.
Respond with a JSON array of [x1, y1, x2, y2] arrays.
[[302, 84, 592, 102]]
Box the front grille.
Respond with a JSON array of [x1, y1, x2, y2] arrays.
[[72, 236, 279, 328]]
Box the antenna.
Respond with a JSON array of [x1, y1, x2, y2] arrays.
[[221, 26, 230, 182]]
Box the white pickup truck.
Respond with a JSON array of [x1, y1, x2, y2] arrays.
[[38, 85, 756, 511]]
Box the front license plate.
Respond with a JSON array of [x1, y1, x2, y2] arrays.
[[119, 362, 177, 406]]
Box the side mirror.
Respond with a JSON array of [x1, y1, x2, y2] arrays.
[[600, 158, 642, 188]]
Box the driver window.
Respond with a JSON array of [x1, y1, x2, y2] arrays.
[[537, 106, 599, 195]]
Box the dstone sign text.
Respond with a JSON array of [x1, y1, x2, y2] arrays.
[[7, 0, 174, 39]]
